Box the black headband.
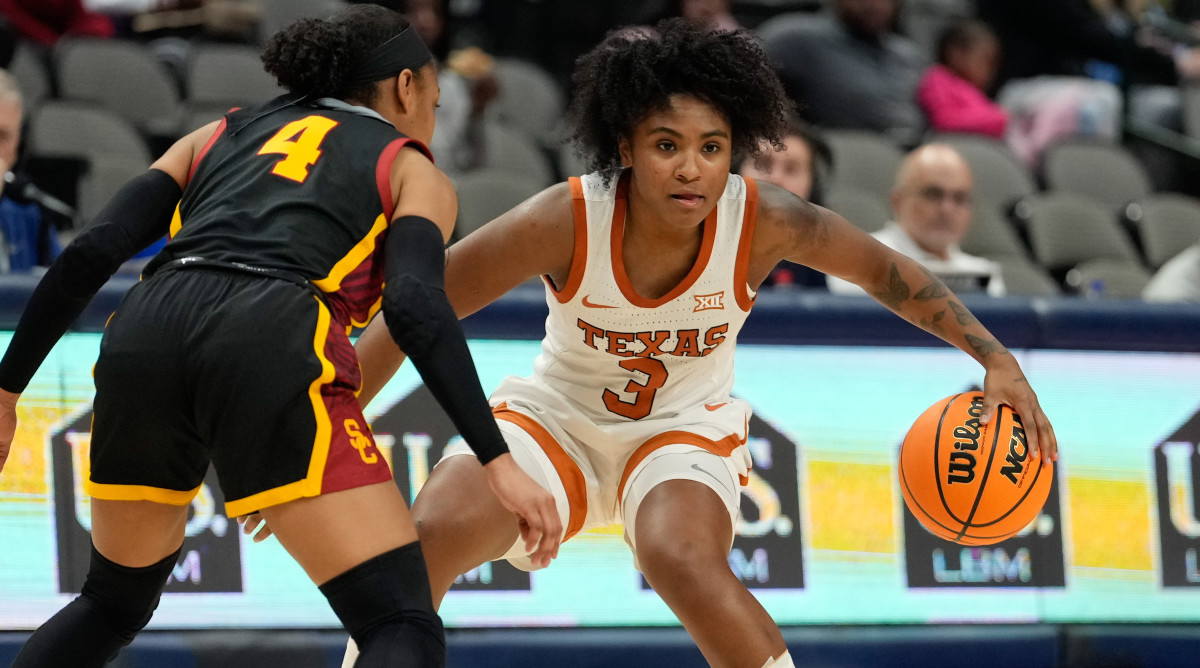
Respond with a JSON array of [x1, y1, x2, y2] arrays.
[[346, 27, 434, 85]]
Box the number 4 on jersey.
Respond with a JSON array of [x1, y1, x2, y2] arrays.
[[257, 115, 339, 183]]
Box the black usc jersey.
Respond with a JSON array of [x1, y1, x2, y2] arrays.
[[148, 96, 432, 329]]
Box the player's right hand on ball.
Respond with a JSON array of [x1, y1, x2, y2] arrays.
[[484, 453, 562, 568]]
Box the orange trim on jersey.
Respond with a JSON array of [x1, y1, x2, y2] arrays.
[[85, 481, 202, 506], [549, 177, 589, 304], [494, 403, 588, 541], [224, 296, 336, 517], [313, 213, 390, 294], [733, 177, 759, 312], [617, 417, 750, 501], [611, 172, 718, 308], [376, 137, 433, 221], [188, 115, 229, 182], [168, 203, 183, 239]]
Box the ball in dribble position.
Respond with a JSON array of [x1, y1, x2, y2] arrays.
[[898, 391, 1052, 545]]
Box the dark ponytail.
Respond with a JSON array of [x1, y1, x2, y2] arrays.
[[261, 4, 414, 104]]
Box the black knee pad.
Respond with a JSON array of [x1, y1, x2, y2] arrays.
[[319, 542, 445, 651], [83, 543, 181, 640]]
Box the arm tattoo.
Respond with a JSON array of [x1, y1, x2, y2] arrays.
[[920, 309, 946, 336], [948, 300, 977, 326], [913, 267, 949, 301], [872, 264, 910, 310], [965, 333, 1009, 357]]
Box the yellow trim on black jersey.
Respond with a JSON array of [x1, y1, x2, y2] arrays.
[[313, 213, 390, 294], [223, 296, 336, 517], [86, 481, 203, 506], [168, 202, 183, 239]]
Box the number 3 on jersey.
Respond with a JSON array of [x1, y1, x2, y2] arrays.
[[603, 357, 668, 420], [257, 115, 339, 183]]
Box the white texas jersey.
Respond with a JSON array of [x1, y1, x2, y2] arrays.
[[493, 170, 760, 429]]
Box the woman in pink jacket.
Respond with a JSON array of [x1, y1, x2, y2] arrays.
[[917, 19, 1007, 139]]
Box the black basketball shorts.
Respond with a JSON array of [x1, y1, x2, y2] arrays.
[[86, 267, 392, 517]]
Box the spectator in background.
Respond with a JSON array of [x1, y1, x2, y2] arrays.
[[1143, 241, 1200, 302], [737, 113, 832, 288], [0, 0, 114, 47], [917, 19, 1008, 139], [758, 0, 927, 146], [0, 69, 62, 274], [974, 0, 1192, 166], [399, 0, 499, 172], [668, 0, 741, 32], [828, 143, 1006, 297]]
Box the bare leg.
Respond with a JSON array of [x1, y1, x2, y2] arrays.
[[634, 480, 786, 668], [258, 481, 417, 585], [410, 455, 523, 607]]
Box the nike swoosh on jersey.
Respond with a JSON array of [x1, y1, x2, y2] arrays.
[[581, 295, 618, 308], [704, 402, 729, 411], [690, 462, 732, 495]]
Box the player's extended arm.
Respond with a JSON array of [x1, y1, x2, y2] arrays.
[[0, 125, 211, 475], [377, 151, 561, 566], [355, 181, 575, 407], [755, 181, 1057, 464]]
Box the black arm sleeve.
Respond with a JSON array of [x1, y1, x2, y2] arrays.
[[380, 215, 509, 464], [0, 169, 182, 393]]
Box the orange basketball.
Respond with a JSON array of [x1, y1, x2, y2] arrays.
[[898, 391, 1052, 545]]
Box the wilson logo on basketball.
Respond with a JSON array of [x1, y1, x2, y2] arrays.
[[946, 396, 984, 485], [693, 291, 725, 312], [1000, 419, 1029, 486]]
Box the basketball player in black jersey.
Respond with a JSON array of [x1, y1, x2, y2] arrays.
[[0, 5, 560, 666]]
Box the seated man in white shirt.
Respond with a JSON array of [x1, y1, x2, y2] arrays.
[[828, 143, 1006, 297]]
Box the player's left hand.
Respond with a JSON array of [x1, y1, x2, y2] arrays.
[[237, 512, 274, 542], [980, 356, 1057, 465], [0, 389, 19, 476]]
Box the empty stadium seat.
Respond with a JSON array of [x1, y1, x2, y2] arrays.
[[54, 38, 184, 138], [9, 43, 51, 113], [28, 101, 151, 165], [479, 121, 556, 189], [994, 256, 1062, 297], [1065, 258, 1153, 299], [1042, 140, 1153, 211], [961, 204, 1031, 260], [452, 170, 545, 240], [491, 58, 565, 148], [1123, 193, 1200, 269], [823, 129, 905, 199], [187, 44, 282, 109], [1013, 193, 1142, 274], [823, 186, 890, 233]]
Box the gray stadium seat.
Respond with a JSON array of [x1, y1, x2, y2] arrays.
[[1123, 193, 1200, 269], [1064, 258, 1153, 299], [823, 130, 905, 199], [479, 121, 556, 189], [187, 44, 282, 108], [994, 256, 1061, 297], [491, 58, 565, 147], [76, 156, 152, 223], [258, 0, 346, 44], [902, 0, 974, 59], [54, 38, 183, 137], [823, 186, 890, 233], [28, 101, 151, 165], [932, 134, 1036, 210], [9, 43, 51, 113], [451, 170, 545, 240], [1042, 141, 1153, 211], [1014, 193, 1142, 273], [960, 204, 1030, 260]]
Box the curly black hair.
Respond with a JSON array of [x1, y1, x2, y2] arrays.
[[261, 4, 415, 105], [568, 18, 793, 175]]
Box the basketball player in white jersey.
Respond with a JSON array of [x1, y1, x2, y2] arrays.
[[245, 18, 1059, 668]]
